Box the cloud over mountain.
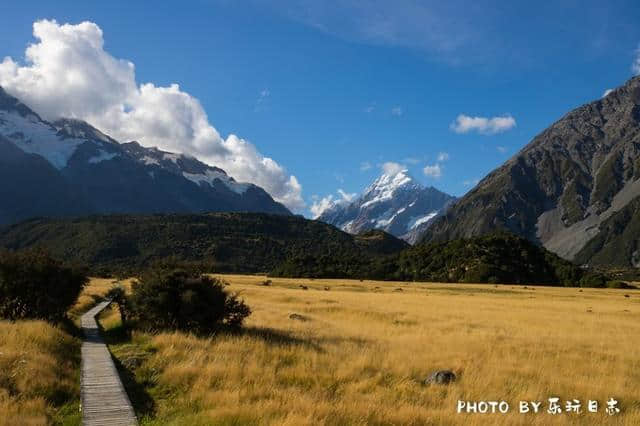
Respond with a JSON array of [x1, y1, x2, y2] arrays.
[[0, 19, 304, 211]]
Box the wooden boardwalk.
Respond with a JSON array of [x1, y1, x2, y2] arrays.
[[80, 300, 138, 426]]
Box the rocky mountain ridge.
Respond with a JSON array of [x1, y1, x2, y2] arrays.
[[0, 86, 290, 225]]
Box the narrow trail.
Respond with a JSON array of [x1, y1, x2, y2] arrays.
[[80, 300, 138, 426]]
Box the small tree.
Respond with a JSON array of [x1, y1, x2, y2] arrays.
[[129, 268, 250, 333], [0, 249, 87, 322], [106, 285, 130, 325]]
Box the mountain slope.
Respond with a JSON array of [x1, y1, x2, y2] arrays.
[[318, 167, 455, 242], [0, 86, 290, 224], [0, 213, 407, 274], [421, 76, 640, 267]]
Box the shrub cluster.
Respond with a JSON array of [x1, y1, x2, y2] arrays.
[[128, 268, 251, 333], [0, 249, 87, 321]]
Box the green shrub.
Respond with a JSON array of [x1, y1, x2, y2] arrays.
[[0, 249, 87, 322], [129, 268, 251, 333], [579, 273, 607, 288], [605, 280, 633, 289]]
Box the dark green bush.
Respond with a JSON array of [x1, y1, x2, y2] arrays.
[[605, 280, 634, 289], [579, 272, 608, 288], [129, 268, 251, 333], [0, 249, 87, 321]]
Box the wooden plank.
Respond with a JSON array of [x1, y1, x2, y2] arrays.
[[80, 300, 138, 426]]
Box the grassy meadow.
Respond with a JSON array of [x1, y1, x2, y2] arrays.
[[94, 275, 640, 425]]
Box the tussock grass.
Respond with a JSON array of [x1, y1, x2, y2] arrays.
[[104, 275, 640, 425], [0, 321, 80, 425]]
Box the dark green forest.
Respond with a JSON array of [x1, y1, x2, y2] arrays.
[[0, 213, 618, 286]]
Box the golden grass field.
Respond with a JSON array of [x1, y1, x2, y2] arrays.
[[2, 275, 639, 425], [97, 275, 640, 426]]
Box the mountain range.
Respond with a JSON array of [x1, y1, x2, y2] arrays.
[[317, 168, 455, 243], [0, 86, 289, 226], [422, 76, 640, 268]]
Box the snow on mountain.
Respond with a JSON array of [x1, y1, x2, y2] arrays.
[[182, 170, 250, 194], [0, 109, 84, 169], [407, 212, 438, 230], [87, 149, 119, 164], [0, 85, 291, 224], [317, 167, 456, 243], [121, 141, 252, 195]]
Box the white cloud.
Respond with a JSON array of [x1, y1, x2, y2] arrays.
[[381, 161, 406, 176], [496, 145, 507, 153], [364, 103, 376, 113], [436, 152, 449, 162], [403, 157, 420, 165], [391, 106, 403, 116], [337, 189, 357, 202], [310, 195, 335, 218], [360, 161, 372, 171], [309, 188, 356, 218], [0, 20, 304, 211], [450, 114, 516, 135], [463, 178, 480, 186], [633, 45, 640, 75], [255, 88, 270, 111], [423, 163, 442, 178]]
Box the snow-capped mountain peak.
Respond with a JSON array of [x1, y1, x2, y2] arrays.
[[361, 168, 421, 209], [318, 168, 456, 243]]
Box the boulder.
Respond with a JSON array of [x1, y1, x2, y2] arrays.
[[424, 370, 456, 385]]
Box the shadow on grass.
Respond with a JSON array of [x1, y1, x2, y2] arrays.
[[221, 325, 326, 352], [110, 354, 156, 419]]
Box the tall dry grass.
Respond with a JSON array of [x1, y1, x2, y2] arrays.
[[0, 321, 80, 425], [104, 275, 640, 425]]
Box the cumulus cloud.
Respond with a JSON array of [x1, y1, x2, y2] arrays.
[[450, 114, 516, 135], [436, 152, 449, 162], [496, 145, 507, 153], [0, 19, 304, 211], [423, 163, 442, 178], [310, 195, 336, 218], [309, 188, 356, 218]]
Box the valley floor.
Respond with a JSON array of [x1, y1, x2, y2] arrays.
[[99, 275, 639, 425]]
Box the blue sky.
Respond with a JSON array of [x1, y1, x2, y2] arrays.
[[2, 1, 640, 215]]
